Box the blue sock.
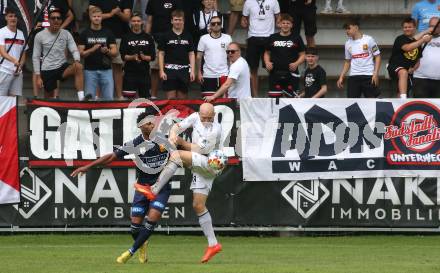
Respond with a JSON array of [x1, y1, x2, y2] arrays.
[[129, 221, 156, 254], [130, 223, 143, 241]]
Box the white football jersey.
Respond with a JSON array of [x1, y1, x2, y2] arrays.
[[178, 112, 222, 154]]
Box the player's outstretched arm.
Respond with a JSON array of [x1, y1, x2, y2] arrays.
[[70, 153, 117, 177]]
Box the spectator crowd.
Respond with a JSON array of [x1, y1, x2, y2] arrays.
[[0, 0, 439, 99]]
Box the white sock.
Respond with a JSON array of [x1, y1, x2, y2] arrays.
[[151, 161, 179, 195], [77, 91, 85, 101], [198, 210, 218, 247], [338, 0, 344, 7], [325, 0, 331, 7]]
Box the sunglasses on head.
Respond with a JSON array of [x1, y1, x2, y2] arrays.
[[210, 21, 221, 26], [226, 50, 238, 54], [50, 16, 62, 20]]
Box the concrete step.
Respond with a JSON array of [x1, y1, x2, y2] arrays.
[[315, 0, 417, 14]]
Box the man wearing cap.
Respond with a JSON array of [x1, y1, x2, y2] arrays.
[[71, 111, 170, 264]]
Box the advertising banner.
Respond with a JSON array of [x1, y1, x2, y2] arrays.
[[241, 99, 440, 181], [0, 96, 19, 204]]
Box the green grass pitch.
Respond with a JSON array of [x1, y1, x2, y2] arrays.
[[1, 234, 440, 273]]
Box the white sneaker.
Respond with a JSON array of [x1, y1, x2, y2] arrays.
[[336, 5, 350, 13], [321, 6, 333, 14]]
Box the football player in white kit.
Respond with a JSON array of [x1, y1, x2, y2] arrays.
[[136, 102, 223, 263]]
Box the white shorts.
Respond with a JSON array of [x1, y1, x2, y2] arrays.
[[0, 71, 22, 96], [190, 152, 217, 195]]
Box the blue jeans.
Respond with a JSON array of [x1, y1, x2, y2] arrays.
[[84, 69, 114, 100]]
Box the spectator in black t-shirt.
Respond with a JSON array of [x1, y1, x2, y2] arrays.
[[145, 0, 183, 99], [89, 0, 133, 100], [388, 17, 432, 98], [120, 13, 156, 99], [79, 7, 118, 100], [264, 13, 305, 97], [288, 0, 317, 47], [301, 47, 327, 98], [158, 9, 195, 99]]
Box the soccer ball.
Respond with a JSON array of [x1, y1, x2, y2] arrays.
[[207, 150, 228, 171]]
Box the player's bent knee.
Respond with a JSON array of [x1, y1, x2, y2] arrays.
[[192, 201, 206, 214], [397, 69, 408, 77]]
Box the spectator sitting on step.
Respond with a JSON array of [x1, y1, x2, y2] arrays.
[[32, 8, 85, 100], [413, 17, 440, 98], [321, 0, 350, 14], [387, 17, 432, 99]]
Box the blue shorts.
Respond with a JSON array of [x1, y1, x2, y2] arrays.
[[131, 184, 171, 217]]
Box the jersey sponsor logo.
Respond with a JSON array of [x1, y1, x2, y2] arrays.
[[273, 40, 296, 48], [282, 180, 330, 219], [351, 52, 370, 59], [404, 48, 420, 61]]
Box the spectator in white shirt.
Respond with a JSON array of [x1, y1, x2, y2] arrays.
[[413, 17, 440, 98], [197, 16, 232, 98], [204, 42, 251, 101], [241, 0, 280, 97], [337, 18, 381, 98]]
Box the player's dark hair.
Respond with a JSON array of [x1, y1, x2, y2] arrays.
[[279, 13, 293, 23], [305, 47, 318, 55], [343, 18, 360, 29], [171, 9, 185, 19], [48, 7, 62, 17], [137, 112, 150, 124], [401, 17, 416, 27], [211, 15, 222, 23], [5, 7, 17, 16]]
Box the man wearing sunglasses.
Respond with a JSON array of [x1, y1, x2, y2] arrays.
[[204, 42, 251, 102], [33, 8, 85, 100], [196, 16, 232, 98]]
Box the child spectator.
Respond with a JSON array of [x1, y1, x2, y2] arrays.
[[388, 17, 431, 98], [301, 47, 327, 98]]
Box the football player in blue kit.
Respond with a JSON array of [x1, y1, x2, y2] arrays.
[[70, 111, 169, 264]]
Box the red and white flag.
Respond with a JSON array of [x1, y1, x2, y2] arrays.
[[0, 96, 20, 204]]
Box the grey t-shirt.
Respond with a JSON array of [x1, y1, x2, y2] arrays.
[[33, 29, 80, 74]]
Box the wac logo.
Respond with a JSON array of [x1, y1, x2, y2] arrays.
[[385, 101, 440, 165], [282, 181, 329, 218], [13, 168, 52, 219]]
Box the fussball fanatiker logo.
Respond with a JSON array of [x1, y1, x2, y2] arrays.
[[385, 101, 440, 165]]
